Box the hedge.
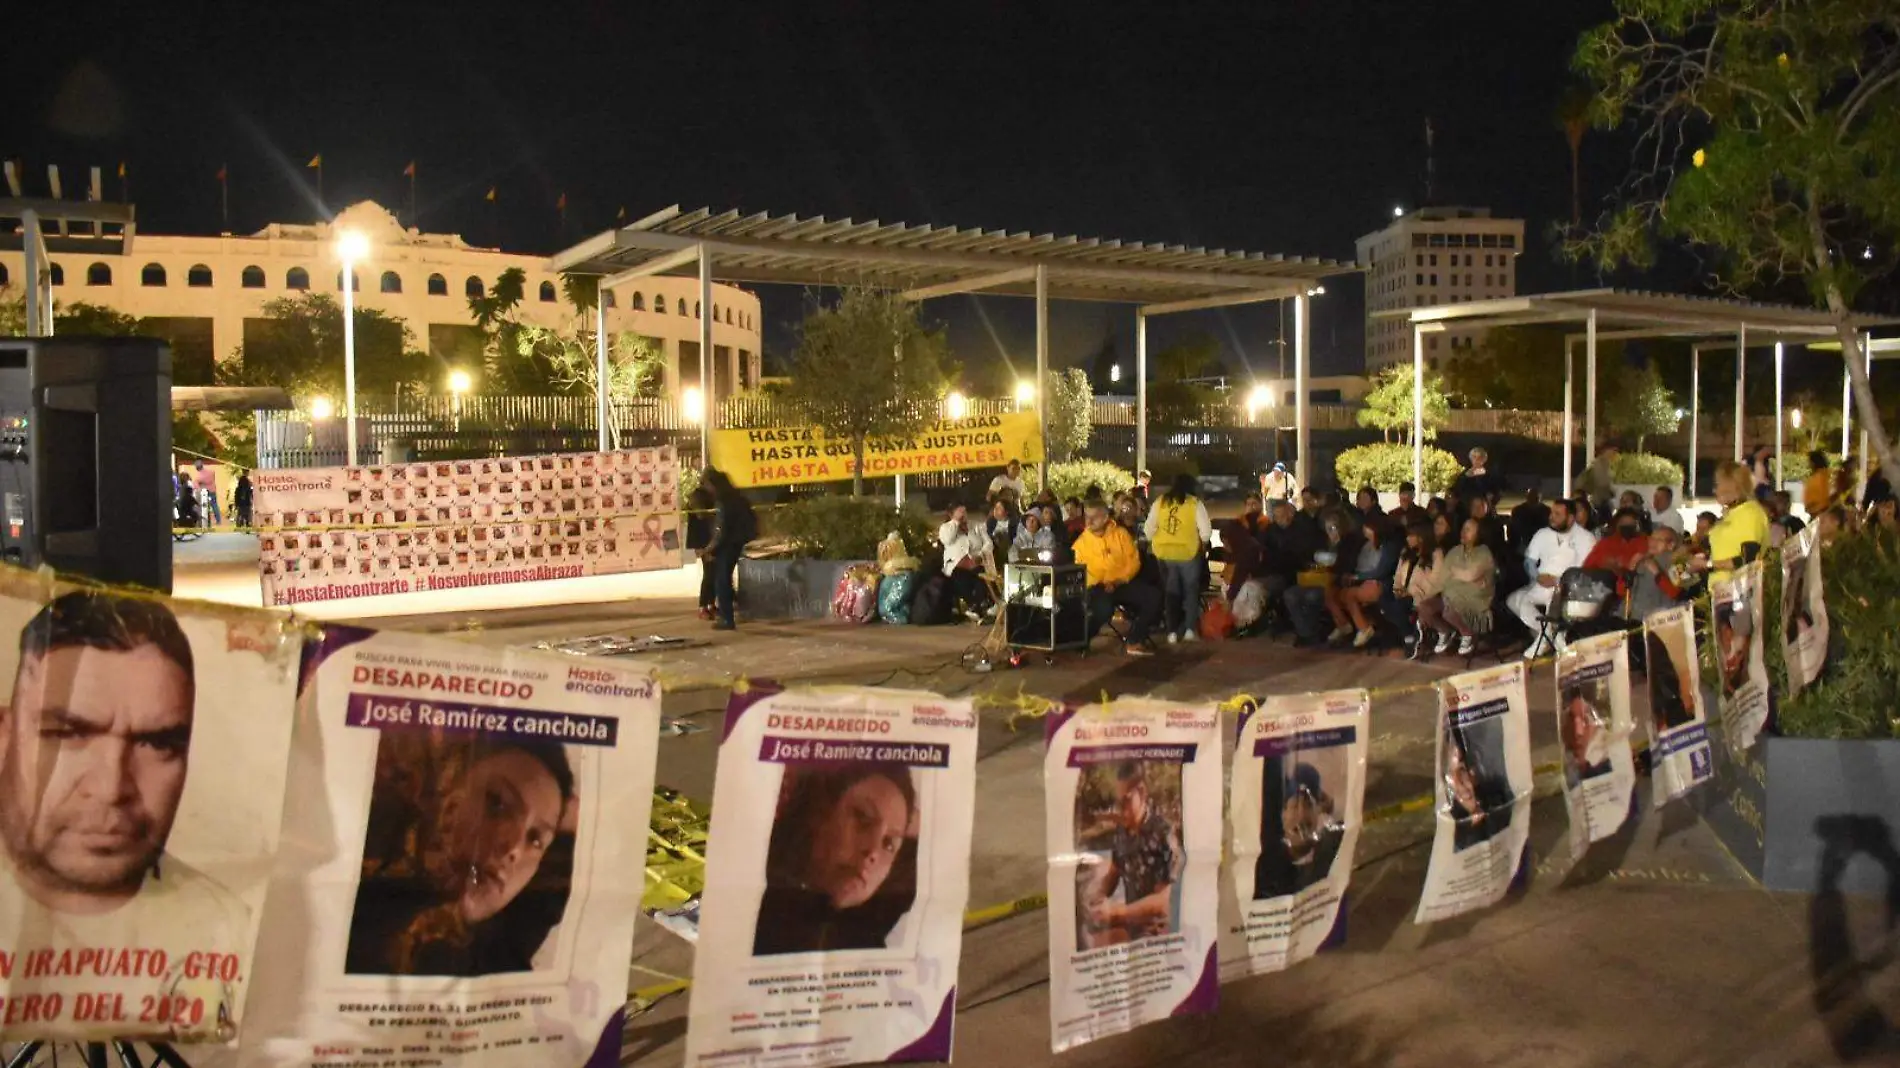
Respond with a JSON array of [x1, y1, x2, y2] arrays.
[[763, 496, 941, 560], [1043, 459, 1135, 502], [1611, 451, 1684, 487], [1334, 443, 1461, 493]]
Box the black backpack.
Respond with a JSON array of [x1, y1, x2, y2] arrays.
[[909, 572, 954, 626]]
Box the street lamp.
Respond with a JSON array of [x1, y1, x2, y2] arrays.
[[1014, 380, 1036, 407], [1790, 407, 1803, 429], [1109, 363, 1122, 384], [1393, 206, 1405, 218], [681, 385, 706, 424], [945, 390, 969, 420], [335, 228, 371, 463], [309, 396, 334, 421], [1246, 383, 1272, 424], [447, 369, 473, 395]]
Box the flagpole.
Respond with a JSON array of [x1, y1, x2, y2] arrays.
[[410, 166, 418, 231], [219, 165, 230, 233]]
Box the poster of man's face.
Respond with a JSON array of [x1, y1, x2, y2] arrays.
[[1072, 760, 1184, 948], [1253, 746, 1348, 901], [0, 593, 195, 913], [1441, 708, 1514, 853], [1782, 556, 1815, 641], [1715, 598, 1753, 695], [1560, 682, 1614, 784]]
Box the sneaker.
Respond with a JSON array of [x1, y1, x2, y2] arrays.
[[1166, 632, 1179, 645], [697, 606, 715, 621], [1123, 642, 1153, 657], [1554, 631, 1570, 654], [964, 610, 983, 624], [712, 620, 736, 631], [1327, 625, 1354, 643], [1522, 635, 1548, 660], [1180, 630, 1199, 643], [1435, 631, 1456, 654], [1352, 627, 1375, 648], [1458, 635, 1475, 656]]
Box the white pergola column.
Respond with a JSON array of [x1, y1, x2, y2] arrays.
[[1689, 345, 1701, 499], [1034, 265, 1049, 486], [1841, 348, 1854, 457], [1294, 293, 1311, 489], [1733, 325, 1747, 463], [595, 292, 611, 452], [1411, 321, 1424, 489], [21, 209, 46, 337], [1562, 338, 1574, 499], [1858, 334, 1872, 500], [1135, 311, 1148, 475], [1774, 341, 1785, 486], [698, 243, 713, 465], [1584, 308, 1598, 463]]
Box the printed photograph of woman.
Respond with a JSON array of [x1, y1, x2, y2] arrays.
[[1441, 705, 1516, 853], [752, 763, 920, 956]]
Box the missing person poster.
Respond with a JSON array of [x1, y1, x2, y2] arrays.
[[1554, 632, 1636, 849], [253, 448, 682, 607], [1780, 525, 1831, 697], [236, 627, 661, 1068], [1711, 562, 1771, 754], [1643, 604, 1713, 806], [1415, 663, 1532, 926], [0, 569, 302, 1043], [684, 684, 978, 1066], [1218, 690, 1367, 982], [1044, 698, 1221, 1053]]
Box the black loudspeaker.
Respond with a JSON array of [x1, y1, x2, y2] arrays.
[[0, 337, 173, 592]]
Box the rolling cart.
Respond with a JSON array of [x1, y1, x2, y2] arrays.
[[1003, 562, 1090, 664]]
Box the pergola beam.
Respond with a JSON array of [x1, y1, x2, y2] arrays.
[[898, 266, 1038, 302], [597, 245, 703, 289], [1139, 286, 1300, 317]]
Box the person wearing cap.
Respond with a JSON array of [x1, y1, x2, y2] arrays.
[[1261, 462, 1299, 503]]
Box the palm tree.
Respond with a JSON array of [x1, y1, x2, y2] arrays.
[[1556, 86, 1593, 229]]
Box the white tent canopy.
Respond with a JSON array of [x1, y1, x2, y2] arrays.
[[1374, 289, 1899, 499]]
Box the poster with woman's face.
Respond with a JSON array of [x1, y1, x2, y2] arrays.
[[236, 628, 660, 1068], [1043, 698, 1222, 1054], [1218, 690, 1367, 983], [1555, 632, 1636, 850], [1780, 524, 1831, 696], [1710, 563, 1771, 756], [1643, 604, 1714, 807], [1416, 663, 1533, 926], [686, 685, 978, 1068]]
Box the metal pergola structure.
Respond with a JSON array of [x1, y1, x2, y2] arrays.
[[1376, 289, 1899, 499], [551, 205, 1358, 484], [3, 163, 138, 338]]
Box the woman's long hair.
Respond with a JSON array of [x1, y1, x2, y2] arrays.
[[765, 763, 919, 915], [1163, 473, 1197, 507]]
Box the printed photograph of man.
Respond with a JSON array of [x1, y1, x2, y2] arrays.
[[1253, 750, 1348, 900], [1782, 553, 1816, 645], [1441, 707, 1517, 853], [346, 732, 578, 976], [1645, 622, 1700, 734], [1074, 761, 1185, 947], [1559, 683, 1614, 786], [1714, 596, 1754, 695], [0, 591, 247, 934], [753, 762, 920, 955]]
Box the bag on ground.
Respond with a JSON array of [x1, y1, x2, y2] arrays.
[[831, 564, 880, 624], [878, 570, 917, 624]]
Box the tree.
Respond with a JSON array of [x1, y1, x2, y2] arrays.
[[1043, 367, 1093, 463], [1787, 389, 1844, 453], [1557, 84, 1594, 229], [780, 290, 951, 496], [515, 325, 667, 441], [224, 293, 433, 399], [1357, 365, 1450, 444], [1147, 334, 1221, 437], [1571, 0, 1900, 481], [1601, 362, 1682, 452]]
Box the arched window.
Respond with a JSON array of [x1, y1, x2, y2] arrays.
[[241, 265, 266, 288], [601, 290, 616, 308], [631, 292, 646, 312], [538, 280, 557, 302], [427, 273, 447, 296], [0, 264, 7, 286], [187, 264, 213, 288], [677, 298, 686, 316], [712, 304, 719, 322], [380, 270, 402, 294], [465, 276, 484, 299], [141, 263, 167, 287], [725, 307, 734, 325], [47, 263, 63, 286], [335, 270, 359, 292], [693, 301, 701, 319], [86, 262, 112, 286], [286, 267, 310, 291]]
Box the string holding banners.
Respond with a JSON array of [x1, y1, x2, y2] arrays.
[[1779, 525, 1831, 698], [1415, 663, 1533, 926], [1710, 562, 1771, 754], [1218, 689, 1368, 983], [1044, 698, 1222, 1053], [0, 570, 303, 1045], [1555, 633, 1637, 851], [685, 684, 979, 1067], [1643, 604, 1714, 806], [235, 626, 662, 1068]]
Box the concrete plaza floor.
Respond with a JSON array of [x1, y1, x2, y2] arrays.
[[174, 544, 1899, 1066]]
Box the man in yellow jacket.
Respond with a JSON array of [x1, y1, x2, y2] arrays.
[[1073, 501, 1161, 655]]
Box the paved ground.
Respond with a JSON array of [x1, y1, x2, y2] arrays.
[[170, 548, 1899, 1066]]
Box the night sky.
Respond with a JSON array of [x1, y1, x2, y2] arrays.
[[14, 0, 1630, 382]]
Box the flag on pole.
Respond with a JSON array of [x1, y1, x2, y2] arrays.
[[556, 192, 568, 213], [615, 205, 627, 223], [117, 161, 126, 178], [217, 164, 230, 231], [484, 187, 497, 203], [216, 164, 227, 182], [401, 161, 416, 178], [307, 155, 322, 169]]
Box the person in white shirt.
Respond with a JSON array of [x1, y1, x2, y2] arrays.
[[1506, 498, 1598, 657], [1650, 485, 1686, 536], [938, 504, 994, 617], [0, 591, 250, 1039], [986, 459, 1028, 502], [1261, 462, 1300, 503]]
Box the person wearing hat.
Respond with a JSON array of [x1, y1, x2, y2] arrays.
[[1261, 462, 1299, 503]]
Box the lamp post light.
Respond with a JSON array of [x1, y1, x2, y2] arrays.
[[681, 385, 706, 425], [1014, 380, 1036, 408], [335, 229, 371, 463], [448, 369, 472, 432], [309, 396, 334, 421], [945, 390, 969, 420]]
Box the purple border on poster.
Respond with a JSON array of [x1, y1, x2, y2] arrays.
[[344, 692, 618, 746], [722, 680, 785, 741], [1252, 725, 1357, 758], [1043, 703, 1078, 745], [759, 736, 951, 767], [886, 988, 957, 1062], [1171, 945, 1220, 1016]]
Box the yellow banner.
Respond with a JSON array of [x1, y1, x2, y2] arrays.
[[709, 412, 1044, 488]]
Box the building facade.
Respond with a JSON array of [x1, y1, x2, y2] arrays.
[[0, 200, 762, 400], [1355, 206, 1524, 373]]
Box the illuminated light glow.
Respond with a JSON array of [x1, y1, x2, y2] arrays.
[[1791, 407, 1803, 429], [1014, 381, 1035, 406], [682, 385, 705, 423], [945, 390, 969, 419], [448, 369, 473, 395], [1692, 149, 1707, 168], [335, 229, 371, 262], [309, 396, 335, 420]]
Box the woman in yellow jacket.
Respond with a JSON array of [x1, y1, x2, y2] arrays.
[[1696, 460, 1769, 580], [1144, 474, 1212, 643]]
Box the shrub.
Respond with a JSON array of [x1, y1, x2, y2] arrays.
[[1611, 451, 1684, 487], [762, 496, 940, 560], [1776, 451, 1839, 487], [1334, 443, 1460, 493], [677, 465, 701, 502], [1749, 529, 1900, 740], [1044, 459, 1135, 502]]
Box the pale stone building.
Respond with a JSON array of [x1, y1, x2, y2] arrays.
[[1355, 206, 1525, 373]]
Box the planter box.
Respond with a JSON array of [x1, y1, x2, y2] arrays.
[[736, 558, 871, 621], [1697, 735, 1900, 896]]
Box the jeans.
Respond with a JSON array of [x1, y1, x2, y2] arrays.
[[1088, 582, 1161, 645], [1161, 558, 1202, 636], [202, 491, 222, 526], [697, 555, 716, 608], [711, 545, 742, 625]]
